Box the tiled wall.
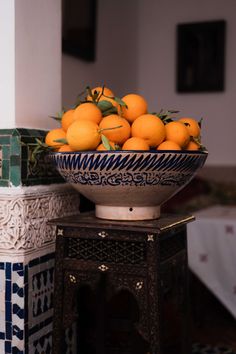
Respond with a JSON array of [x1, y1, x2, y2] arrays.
[[0, 128, 62, 187], [0, 127, 80, 353], [0, 253, 54, 354]]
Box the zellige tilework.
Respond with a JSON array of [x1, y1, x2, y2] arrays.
[[0, 128, 63, 187]]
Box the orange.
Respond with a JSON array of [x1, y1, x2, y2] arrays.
[[165, 121, 190, 148], [120, 94, 148, 123], [67, 120, 101, 151], [122, 137, 150, 151], [73, 102, 103, 124], [96, 141, 116, 151], [58, 144, 73, 152], [179, 117, 201, 138], [45, 128, 66, 149], [98, 96, 118, 109], [131, 114, 165, 147], [99, 114, 131, 145], [87, 86, 114, 101], [61, 109, 75, 132], [157, 140, 181, 151], [185, 140, 200, 151]]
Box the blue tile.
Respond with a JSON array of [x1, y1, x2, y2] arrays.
[[5, 322, 12, 340], [13, 284, 24, 297], [0, 331, 5, 339], [0, 262, 5, 270], [6, 263, 12, 280], [13, 304, 24, 319], [13, 325, 24, 340], [12, 347, 24, 354], [5, 302, 12, 322], [5, 340, 12, 353], [15, 270, 24, 277], [13, 263, 23, 271], [5, 280, 11, 301]]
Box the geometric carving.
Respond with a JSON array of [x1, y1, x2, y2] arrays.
[[0, 185, 80, 252]]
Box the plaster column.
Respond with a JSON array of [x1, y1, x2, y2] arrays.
[[0, 1, 80, 353]]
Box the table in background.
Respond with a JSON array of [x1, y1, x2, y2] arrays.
[[187, 205, 236, 319], [49, 212, 194, 354]]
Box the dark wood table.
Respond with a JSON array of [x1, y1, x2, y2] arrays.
[[49, 212, 194, 354]]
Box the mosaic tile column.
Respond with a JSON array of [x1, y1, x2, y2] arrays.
[[0, 129, 80, 354]]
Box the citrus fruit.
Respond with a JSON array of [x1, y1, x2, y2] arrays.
[[73, 102, 102, 124], [157, 140, 181, 150], [58, 144, 73, 152], [67, 120, 101, 151], [96, 141, 116, 151], [165, 121, 190, 148], [185, 140, 200, 150], [131, 114, 165, 147], [120, 94, 148, 123], [45, 128, 66, 149], [122, 137, 150, 151], [61, 109, 75, 132], [179, 117, 201, 138], [87, 86, 114, 101], [99, 114, 131, 145]]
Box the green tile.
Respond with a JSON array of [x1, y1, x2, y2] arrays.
[[10, 136, 21, 155], [0, 136, 10, 144], [2, 145, 10, 159], [12, 128, 21, 137], [0, 129, 14, 135], [0, 128, 60, 186], [2, 160, 9, 179], [0, 180, 9, 187], [10, 155, 21, 166], [10, 165, 21, 186]]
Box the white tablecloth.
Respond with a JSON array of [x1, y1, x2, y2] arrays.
[[187, 205, 236, 319]]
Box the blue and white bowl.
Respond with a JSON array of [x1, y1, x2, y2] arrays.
[[49, 150, 208, 220]]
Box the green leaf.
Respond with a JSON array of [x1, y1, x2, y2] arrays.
[[102, 107, 118, 116], [49, 109, 65, 122], [97, 100, 113, 112], [49, 115, 62, 122], [101, 134, 114, 150], [53, 138, 68, 144], [114, 96, 127, 108], [198, 117, 203, 128], [35, 138, 49, 148]]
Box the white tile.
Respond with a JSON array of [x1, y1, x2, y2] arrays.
[[0, 270, 5, 291], [0, 340, 4, 353], [0, 299, 5, 332]]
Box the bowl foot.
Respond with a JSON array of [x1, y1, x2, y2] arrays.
[[95, 205, 161, 221]]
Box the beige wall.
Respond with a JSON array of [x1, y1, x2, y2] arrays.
[[62, 0, 236, 167], [62, 0, 139, 108], [138, 0, 236, 166]]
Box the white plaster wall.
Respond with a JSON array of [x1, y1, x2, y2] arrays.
[[0, 0, 15, 129], [62, 0, 236, 166], [138, 0, 236, 166], [62, 0, 139, 108], [15, 0, 62, 130]]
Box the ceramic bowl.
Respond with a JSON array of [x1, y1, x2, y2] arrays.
[[49, 150, 208, 220]]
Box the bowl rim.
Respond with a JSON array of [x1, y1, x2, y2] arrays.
[[49, 149, 208, 156]]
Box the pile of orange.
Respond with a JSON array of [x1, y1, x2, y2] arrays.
[[45, 85, 205, 152]]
